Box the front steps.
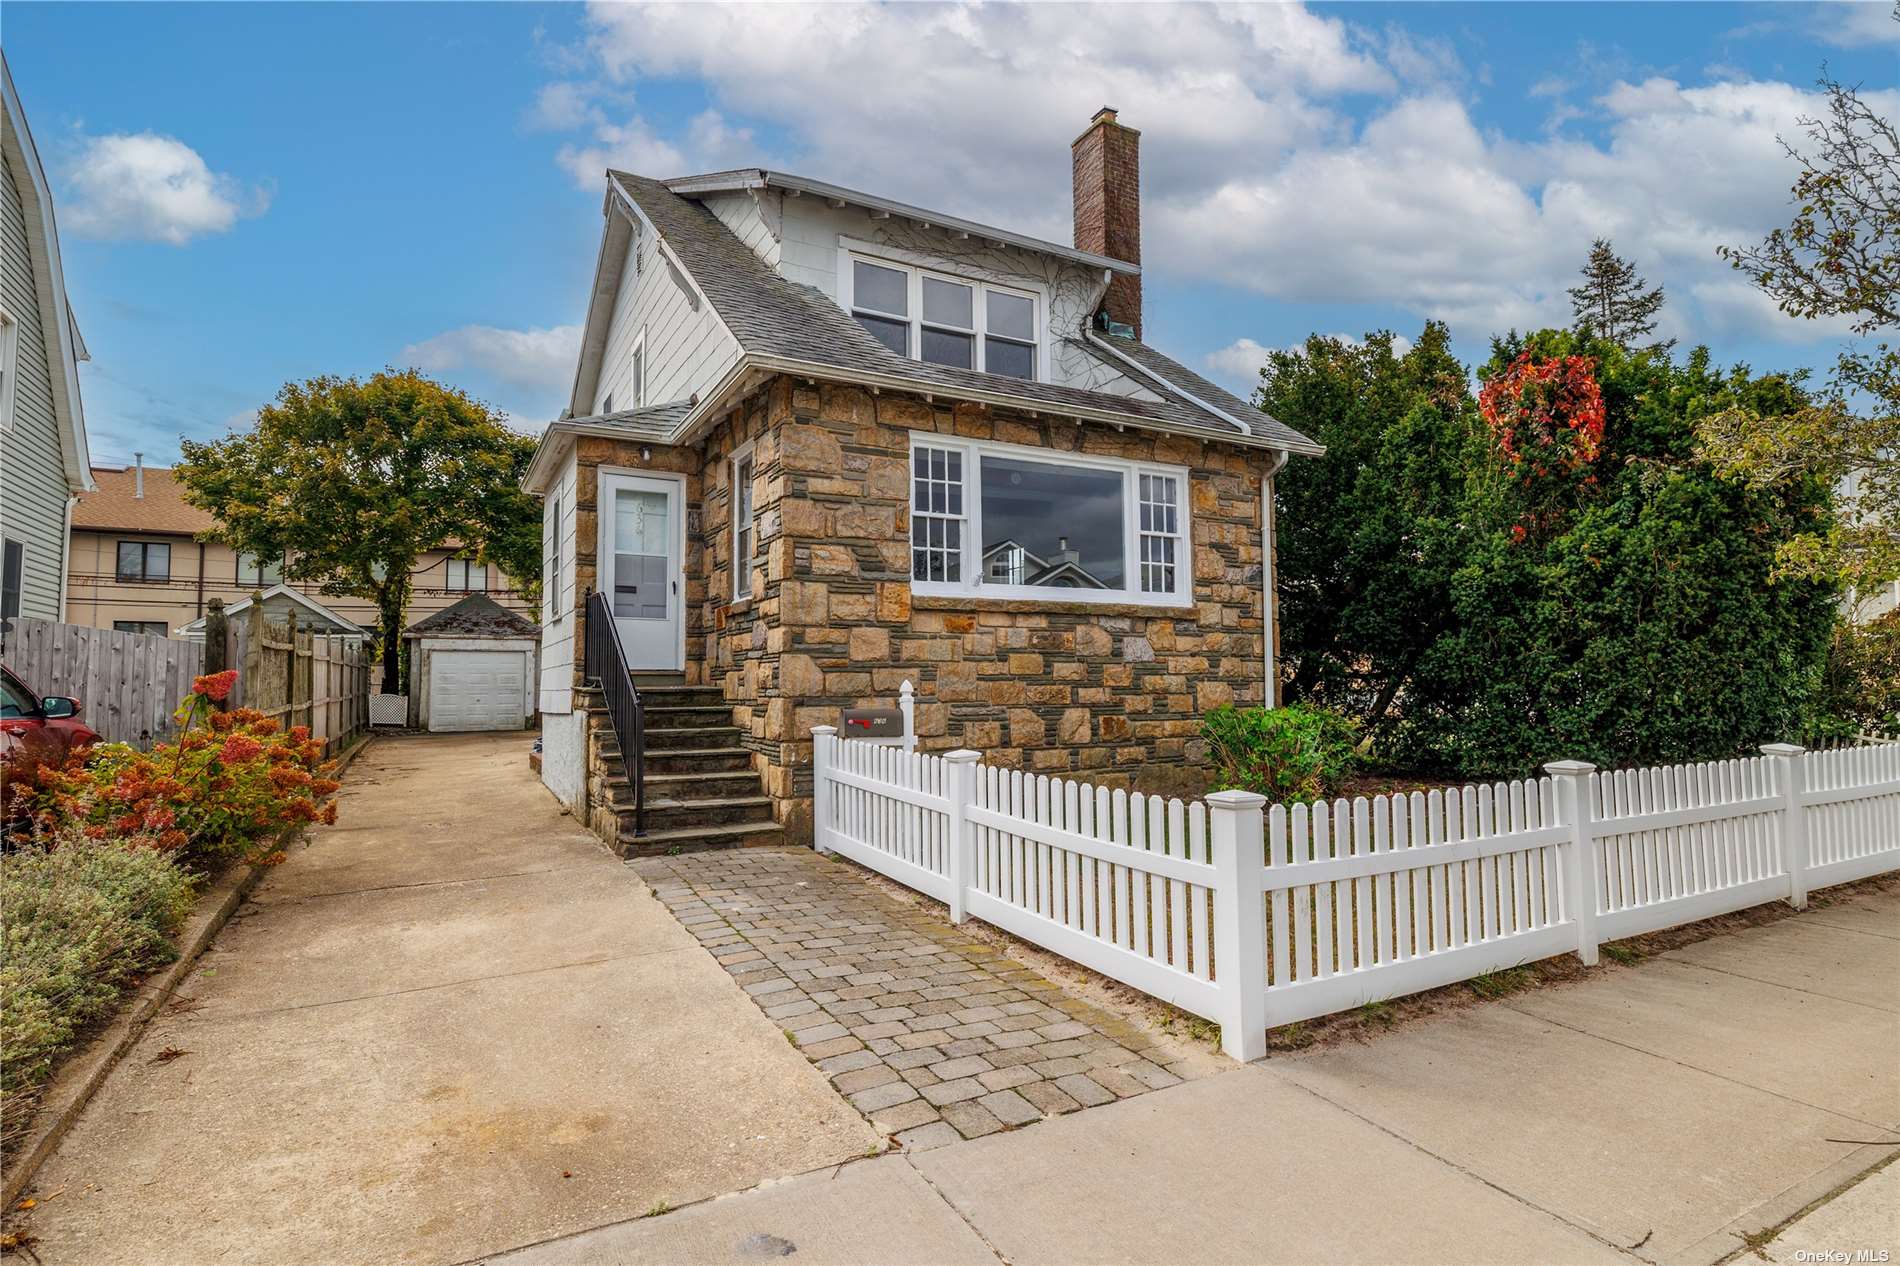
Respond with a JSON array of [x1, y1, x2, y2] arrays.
[[580, 681, 783, 858]]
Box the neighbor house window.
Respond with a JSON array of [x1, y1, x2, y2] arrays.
[[730, 446, 756, 601], [847, 256, 1040, 381], [0, 307, 18, 431], [543, 494, 561, 624], [113, 620, 168, 637], [116, 540, 171, 583], [445, 558, 486, 591], [909, 437, 1190, 604], [1, 539, 21, 619], [236, 550, 282, 587]]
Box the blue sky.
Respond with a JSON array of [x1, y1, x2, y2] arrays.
[[6, 1, 1896, 467]]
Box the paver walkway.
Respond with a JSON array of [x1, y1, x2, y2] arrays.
[[635, 849, 1215, 1146]]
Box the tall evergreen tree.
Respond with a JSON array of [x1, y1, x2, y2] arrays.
[[1567, 239, 1667, 345]]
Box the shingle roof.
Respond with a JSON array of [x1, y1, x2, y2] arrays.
[[403, 592, 540, 639], [71, 466, 216, 534], [561, 399, 694, 440], [605, 171, 1320, 455], [1087, 333, 1317, 455]]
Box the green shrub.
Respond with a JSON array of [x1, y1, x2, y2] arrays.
[[1201, 704, 1361, 804], [1813, 611, 1900, 737], [1, 832, 196, 1144]]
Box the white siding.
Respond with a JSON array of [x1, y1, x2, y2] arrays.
[[538, 448, 580, 715], [591, 222, 742, 415], [702, 190, 780, 268], [540, 709, 586, 809], [0, 143, 71, 621]]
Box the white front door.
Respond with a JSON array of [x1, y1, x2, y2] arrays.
[[598, 470, 684, 671]]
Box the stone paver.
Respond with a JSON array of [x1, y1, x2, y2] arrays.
[[635, 848, 1210, 1143]]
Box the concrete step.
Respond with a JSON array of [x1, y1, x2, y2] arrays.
[[641, 746, 755, 775], [644, 725, 745, 752], [620, 793, 776, 831], [642, 704, 735, 726], [634, 684, 726, 708], [614, 818, 786, 858], [640, 769, 762, 798]]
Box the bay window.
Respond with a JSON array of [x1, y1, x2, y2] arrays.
[[909, 437, 1190, 605], [848, 255, 1040, 381]]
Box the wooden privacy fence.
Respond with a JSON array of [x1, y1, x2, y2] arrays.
[[215, 608, 371, 758], [3, 617, 203, 748], [811, 731, 1900, 1062]]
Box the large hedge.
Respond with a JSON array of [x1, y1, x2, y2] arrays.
[[1264, 328, 1838, 779]]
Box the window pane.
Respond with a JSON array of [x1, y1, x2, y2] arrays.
[[987, 291, 1035, 341], [979, 456, 1124, 590], [147, 543, 170, 580], [985, 337, 1034, 380], [921, 327, 974, 369], [922, 277, 972, 328], [855, 313, 908, 356], [853, 260, 907, 316], [118, 541, 142, 580]]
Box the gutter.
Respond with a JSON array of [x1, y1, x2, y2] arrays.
[[1261, 448, 1290, 709]]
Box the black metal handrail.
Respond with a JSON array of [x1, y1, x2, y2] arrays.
[[584, 588, 645, 836]]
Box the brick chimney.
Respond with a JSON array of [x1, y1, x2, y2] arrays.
[[1071, 106, 1141, 338]]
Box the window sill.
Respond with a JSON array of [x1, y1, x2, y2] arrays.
[[911, 592, 1200, 619]]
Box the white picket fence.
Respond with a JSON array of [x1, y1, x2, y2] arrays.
[[811, 730, 1900, 1062]]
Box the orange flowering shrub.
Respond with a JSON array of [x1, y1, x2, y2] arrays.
[[33, 673, 339, 867]]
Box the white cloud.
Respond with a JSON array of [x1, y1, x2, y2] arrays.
[[401, 324, 582, 409], [556, 106, 755, 189], [61, 132, 267, 245], [523, 82, 604, 132], [1812, 1, 1900, 46]]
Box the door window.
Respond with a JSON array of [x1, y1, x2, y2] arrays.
[[612, 488, 671, 619]]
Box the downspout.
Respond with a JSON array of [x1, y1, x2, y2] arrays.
[[196, 540, 206, 617], [1261, 449, 1290, 708], [58, 495, 75, 619]]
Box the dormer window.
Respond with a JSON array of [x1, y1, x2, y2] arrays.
[[847, 255, 1039, 381]]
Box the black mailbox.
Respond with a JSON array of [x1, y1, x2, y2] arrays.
[[839, 707, 903, 740]]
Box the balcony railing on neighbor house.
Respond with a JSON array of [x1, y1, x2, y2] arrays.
[[811, 730, 1900, 1063], [583, 589, 646, 836]]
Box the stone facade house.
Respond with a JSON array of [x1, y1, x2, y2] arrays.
[[525, 109, 1322, 853], [0, 52, 92, 634]]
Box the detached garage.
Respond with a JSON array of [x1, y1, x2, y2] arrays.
[[403, 594, 538, 732]]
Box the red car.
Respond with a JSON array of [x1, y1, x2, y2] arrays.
[[1, 664, 100, 754]]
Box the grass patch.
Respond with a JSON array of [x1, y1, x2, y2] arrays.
[[1466, 967, 1536, 1000], [1357, 999, 1397, 1028], [1601, 942, 1644, 966], [1, 832, 196, 1147]]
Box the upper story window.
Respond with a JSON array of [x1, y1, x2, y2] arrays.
[[236, 550, 283, 587], [445, 558, 487, 591], [543, 494, 561, 624], [629, 330, 645, 409], [848, 257, 1039, 381], [116, 540, 171, 583], [908, 436, 1190, 606], [0, 307, 18, 432]]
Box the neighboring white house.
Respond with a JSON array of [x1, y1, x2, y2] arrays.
[[0, 51, 92, 632]]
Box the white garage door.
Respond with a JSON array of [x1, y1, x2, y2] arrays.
[[427, 650, 527, 732]]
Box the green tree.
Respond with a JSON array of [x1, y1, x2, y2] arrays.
[[176, 370, 542, 692], [1703, 70, 1899, 597], [1258, 323, 1485, 741], [1568, 238, 1666, 346], [1390, 333, 1838, 776]]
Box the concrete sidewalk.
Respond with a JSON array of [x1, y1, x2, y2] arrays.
[[492, 881, 1898, 1266], [15, 734, 877, 1266]]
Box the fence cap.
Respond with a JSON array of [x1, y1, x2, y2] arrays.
[[1542, 759, 1597, 776], [811, 724, 838, 736], [944, 749, 982, 763], [1205, 788, 1268, 809], [1759, 742, 1806, 756]]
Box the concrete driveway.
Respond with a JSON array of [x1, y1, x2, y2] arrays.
[[16, 733, 876, 1266]]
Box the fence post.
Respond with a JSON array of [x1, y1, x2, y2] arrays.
[[1544, 760, 1601, 966], [1207, 789, 1268, 1062], [1761, 743, 1808, 910], [943, 749, 981, 924], [811, 726, 837, 856], [898, 679, 916, 754], [203, 599, 229, 677]]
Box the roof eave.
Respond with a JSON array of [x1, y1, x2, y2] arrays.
[[660, 169, 1141, 277]]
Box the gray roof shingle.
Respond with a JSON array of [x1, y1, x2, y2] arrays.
[[605, 171, 1320, 455], [404, 592, 540, 639]]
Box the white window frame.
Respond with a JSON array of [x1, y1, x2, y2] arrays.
[[840, 251, 1045, 382], [629, 328, 646, 409], [729, 441, 757, 603], [0, 306, 17, 432], [907, 435, 1193, 608], [445, 557, 487, 592]]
